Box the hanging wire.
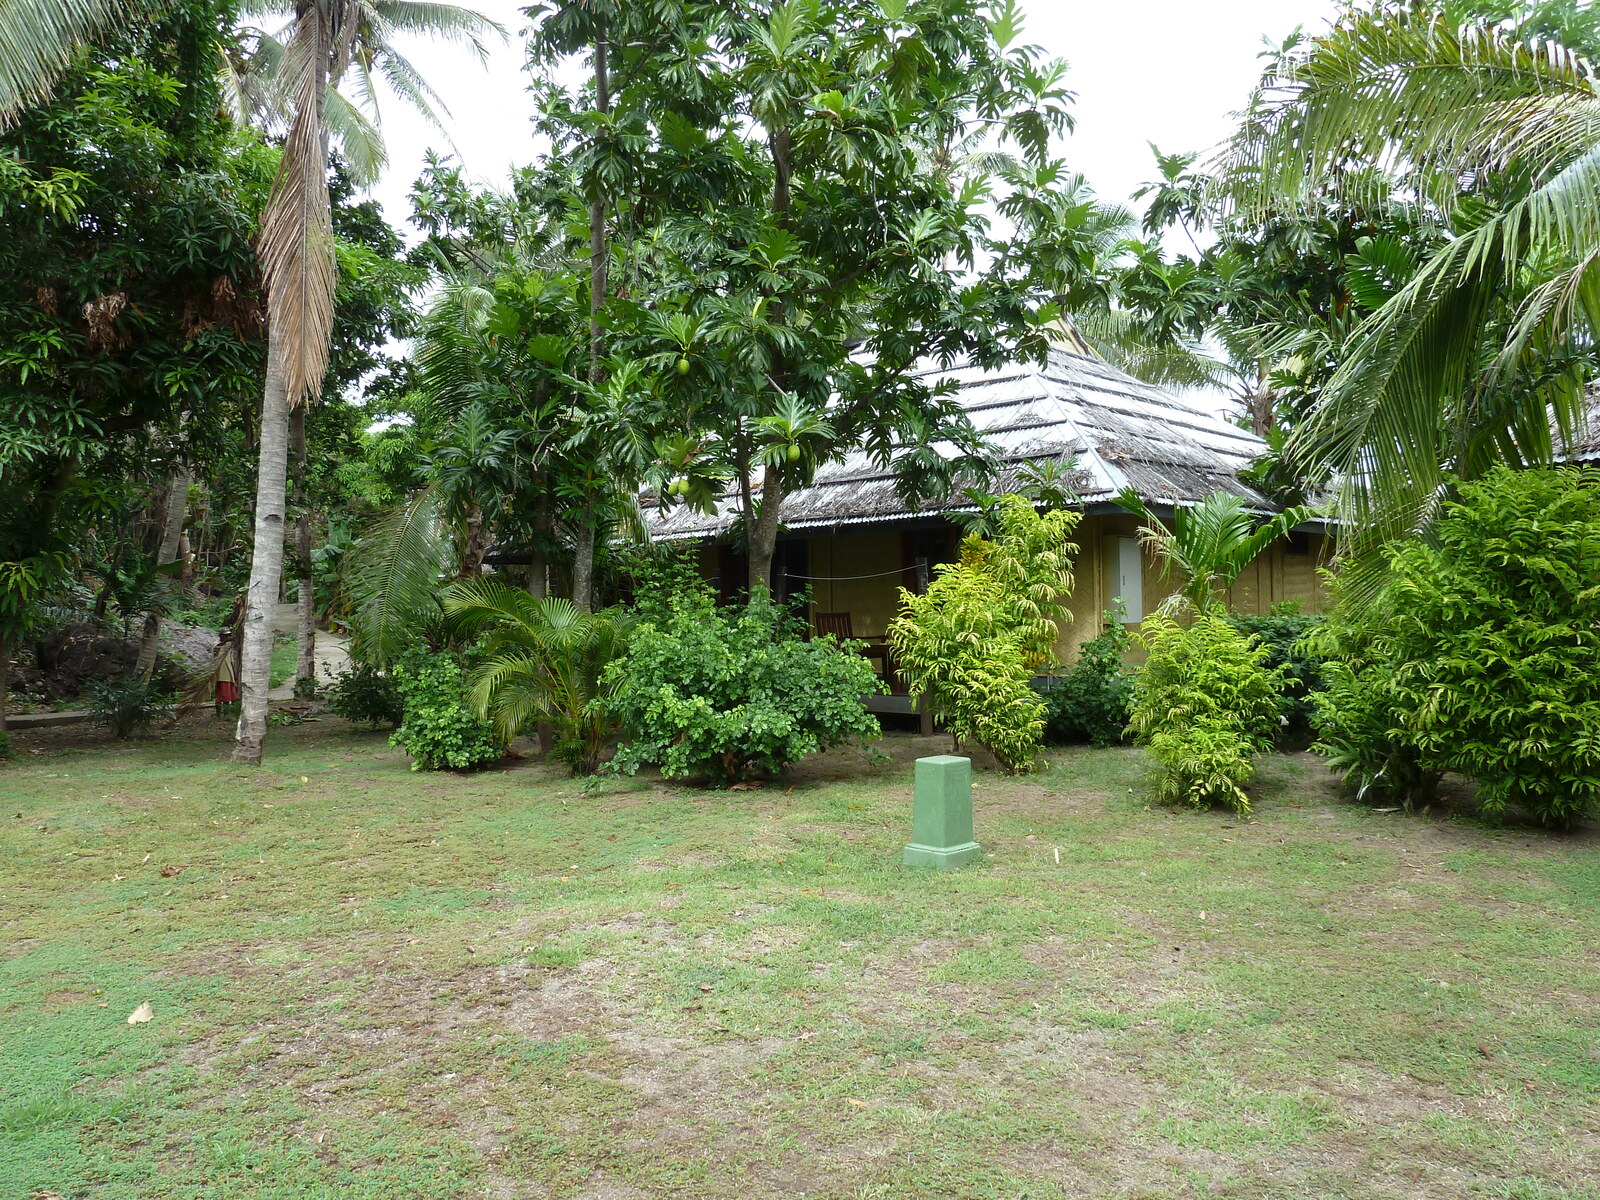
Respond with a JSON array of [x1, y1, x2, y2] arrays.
[[782, 566, 914, 581]]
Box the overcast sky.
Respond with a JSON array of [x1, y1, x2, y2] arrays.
[[366, 0, 1341, 238]]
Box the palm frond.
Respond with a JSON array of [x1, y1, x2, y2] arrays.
[[344, 488, 449, 666], [0, 0, 161, 128], [368, 0, 503, 64], [1117, 488, 1321, 613], [257, 3, 337, 407], [323, 83, 387, 184]]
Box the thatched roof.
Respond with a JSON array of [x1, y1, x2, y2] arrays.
[[1563, 385, 1600, 463], [646, 346, 1272, 541]]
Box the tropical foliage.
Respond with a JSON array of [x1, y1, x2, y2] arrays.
[[1312, 466, 1600, 829], [443, 581, 632, 776], [1221, 1, 1600, 545], [1036, 608, 1134, 747], [1115, 489, 1320, 614], [890, 495, 1079, 772], [601, 579, 880, 786], [389, 650, 504, 772], [1131, 613, 1284, 815]]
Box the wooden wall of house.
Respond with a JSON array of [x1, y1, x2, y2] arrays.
[[802, 529, 908, 637], [682, 517, 1332, 670]]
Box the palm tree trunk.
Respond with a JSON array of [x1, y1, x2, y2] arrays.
[[178, 529, 193, 595], [0, 632, 9, 735], [291, 406, 316, 686], [233, 340, 292, 765], [136, 467, 192, 678]]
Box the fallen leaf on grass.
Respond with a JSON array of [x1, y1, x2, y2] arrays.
[[843, 1099, 866, 1108], [698, 983, 713, 993], [31, 1190, 66, 1199], [159, 864, 183, 878], [728, 781, 764, 792], [127, 1002, 153, 1025]]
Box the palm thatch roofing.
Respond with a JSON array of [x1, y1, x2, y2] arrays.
[[1564, 385, 1600, 463], [646, 345, 1273, 542]]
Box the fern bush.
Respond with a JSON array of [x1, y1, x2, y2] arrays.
[[890, 495, 1079, 773], [1036, 608, 1134, 747], [86, 674, 174, 740], [1131, 613, 1283, 814], [1313, 466, 1600, 829], [602, 585, 880, 785], [389, 652, 504, 772]]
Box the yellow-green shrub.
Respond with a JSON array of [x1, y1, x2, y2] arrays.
[[889, 495, 1078, 772], [1131, 613, 1284, 814]]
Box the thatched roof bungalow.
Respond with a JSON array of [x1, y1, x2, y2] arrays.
[[644, 344, 1333, 724]]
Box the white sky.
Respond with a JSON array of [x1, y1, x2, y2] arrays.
[[368, 0, 1341, 239]]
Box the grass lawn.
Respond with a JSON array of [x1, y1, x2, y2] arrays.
[[4, 720, 1598, 1200], [269, 634, 297, 689]]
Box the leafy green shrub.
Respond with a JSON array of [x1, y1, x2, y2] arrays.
[[1131, 613, 1283, 814], [602, 587, 880, 785], [1310, 655, 1440, 809], [86, 674, 174, 740], [890, 495, 1079, 772], [1313, 466, 1600, 829], [292, 674, 319, 700], [1036, 608, 1134, 746], [0, 730, 13, 761], [325, 661, 405, 728], [389, 652, 504, 772], [1228, 603, 1327, 743]]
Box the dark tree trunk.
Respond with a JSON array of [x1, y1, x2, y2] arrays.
[[746, 124, 794, 602], [572, 501, 597, 613], [747, 470, 784, 600], [0, 632, 9, 734], [137, 466, 192, 679]]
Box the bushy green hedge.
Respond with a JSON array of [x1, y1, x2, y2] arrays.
[[602, 587, 881, 785], [1312, 466, 1600, 828], [1227, 604, 1326, 744], [389, 652, 504, 772], [325, 661, 405, 728], [1036, 611, 1134, 747], [1131, 613, 1284, 815]]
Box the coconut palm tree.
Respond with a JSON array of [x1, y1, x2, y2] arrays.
[[1223, 2, 1600, 550], [1115, 489, 1320, 616], [229, 0, 500, 765], [441, 579, 633, 775]]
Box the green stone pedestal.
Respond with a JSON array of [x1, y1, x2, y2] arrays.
[[903, 755, 981, 870]]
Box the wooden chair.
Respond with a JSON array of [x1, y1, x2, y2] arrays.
[[810, 611, 854, 641]]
